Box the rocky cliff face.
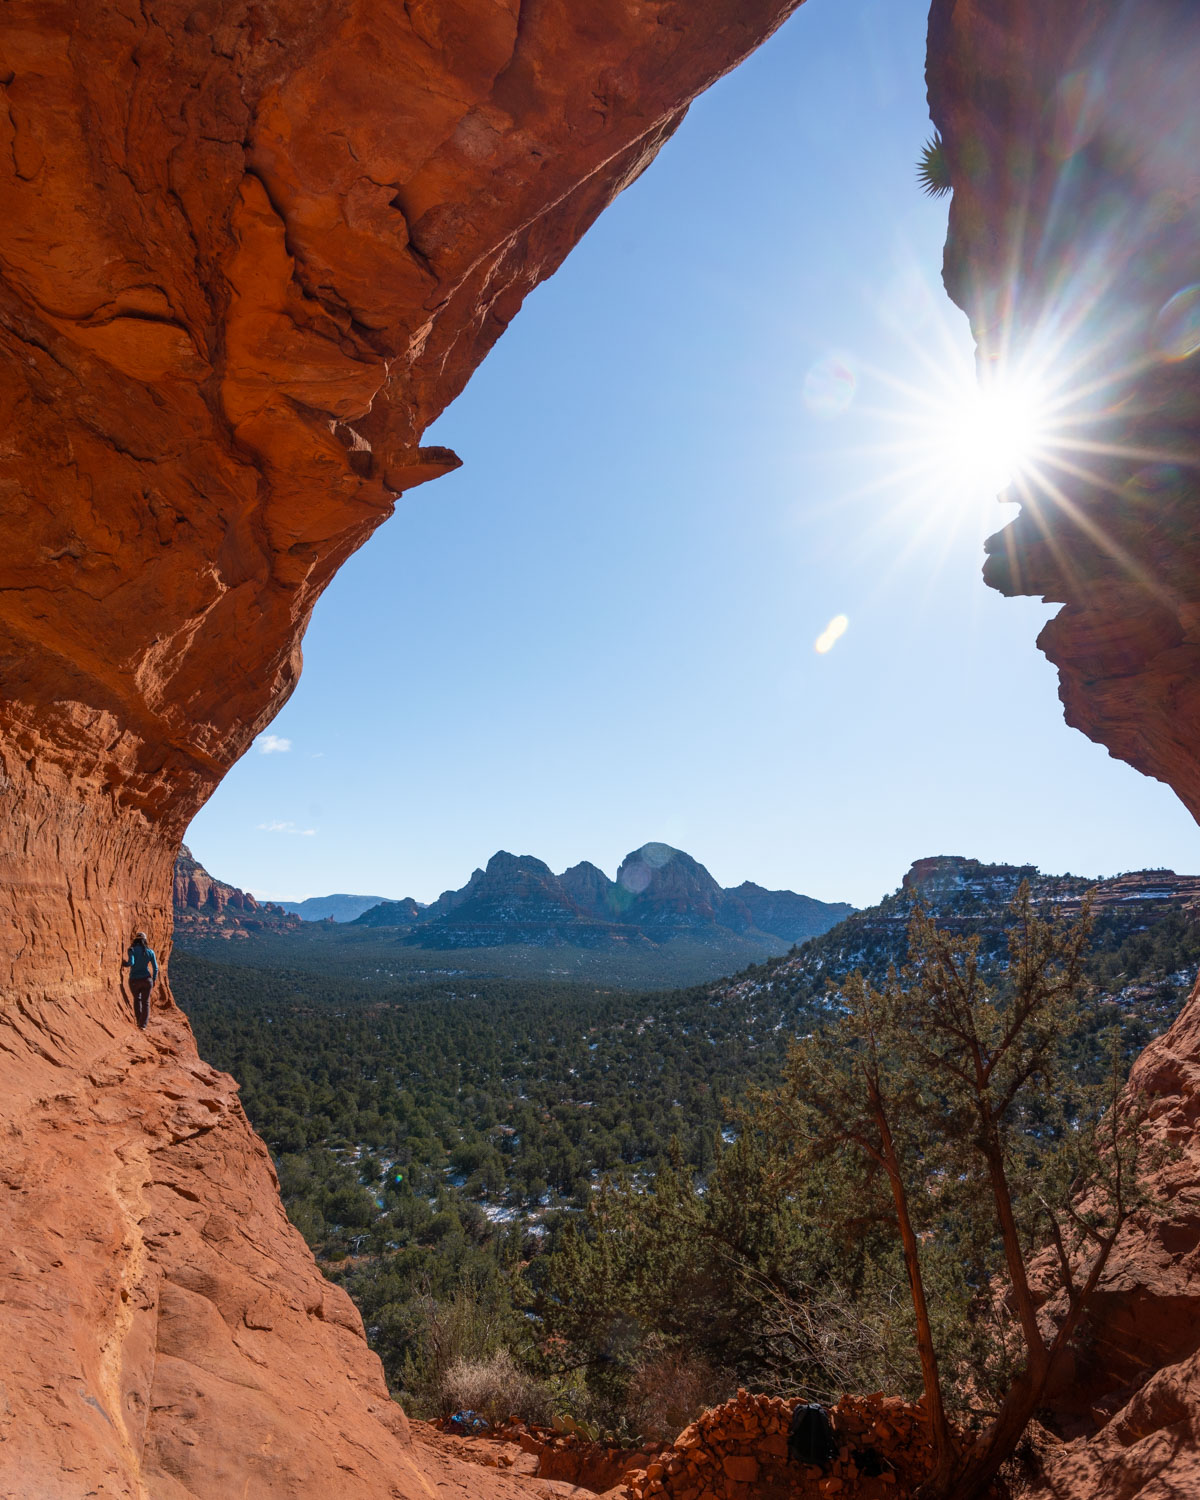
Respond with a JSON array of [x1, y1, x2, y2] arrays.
[[351, 842, 854, 950], [174, 844, 302, 937], [900, 854, 1200, 921], [403, 849, 609, 947], [0, 2, 804, 1494], [615, 843, 749, 931], [928, 4, 1200, 1493], [559, 859, 624, 922], [7, 0, 1200, 1490], [929, 0, 1200, 822], [1027, 975, 1200, 1499]]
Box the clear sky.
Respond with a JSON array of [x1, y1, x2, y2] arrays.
[[186, 0, 1200, 911]]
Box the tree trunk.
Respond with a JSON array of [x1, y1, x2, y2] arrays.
[[872, 1094, 958, 1490], [978, 1127, 1048, 1377]]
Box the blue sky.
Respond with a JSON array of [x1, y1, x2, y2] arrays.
[[186, 0, 1200, 910]]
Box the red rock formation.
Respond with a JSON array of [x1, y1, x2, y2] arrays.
[[0, 2, 803, 1494], [928, 3, 1200, 1494], [173, 844, 301, 937], [421, 1417, 664, 1494], [1021, 975, 1200, 1498], [928, 0, 1200, 821]]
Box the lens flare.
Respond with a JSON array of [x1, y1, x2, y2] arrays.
[[1152, 285, 1200, 362], [815, 614, 849, 654], [804, 355, 857, 418]]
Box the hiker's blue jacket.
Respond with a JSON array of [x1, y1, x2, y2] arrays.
[[126, 944, 158, 981]]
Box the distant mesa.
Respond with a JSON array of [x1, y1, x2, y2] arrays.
[[276, 893, 409, 923], [711, 854, 1200, 1010], [173, 846, 302, 938], [350, 842, 855, 951], [898, 854, 1200, 913]]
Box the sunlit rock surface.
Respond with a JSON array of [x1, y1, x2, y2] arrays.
[[173, 844, 301, 937], [0, 1, 801, 1493], [929, 2, 1200, 1494]]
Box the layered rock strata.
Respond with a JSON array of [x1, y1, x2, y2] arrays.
[[353, 844, 853, 949], [0, 1, 803, 1494], [173, 844, 301, 937]]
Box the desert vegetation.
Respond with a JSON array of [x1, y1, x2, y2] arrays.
[[175, 887, 1183, 1467]]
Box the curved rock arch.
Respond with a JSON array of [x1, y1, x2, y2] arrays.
[[4, 0, 1200, 1493]]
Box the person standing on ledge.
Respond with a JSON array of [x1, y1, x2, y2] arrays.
[[122, 931, 158, 1030]]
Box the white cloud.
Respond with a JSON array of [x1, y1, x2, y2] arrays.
[[258, 734, 292, 755], [257, 820, 316, 836]]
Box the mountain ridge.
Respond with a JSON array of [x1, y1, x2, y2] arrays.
[[710, 854, 1200, 1022], [348, 842, 855, 950]]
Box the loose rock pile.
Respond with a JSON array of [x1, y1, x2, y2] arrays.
[[526, 1431, 661, 1491], [622, 1391, 936, 1500], [438, 1415, 663, 1493]]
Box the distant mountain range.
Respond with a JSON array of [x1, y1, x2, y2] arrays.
[[349, 842, 855, 950], [276, 894, 396, 923], [171, 842, 854, 950], [171, 847, 1200, 995]]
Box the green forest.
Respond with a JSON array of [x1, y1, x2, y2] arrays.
[[173, 890, 1200, 1445]]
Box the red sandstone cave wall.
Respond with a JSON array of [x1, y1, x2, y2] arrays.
[[0, 3, 803, 1495]]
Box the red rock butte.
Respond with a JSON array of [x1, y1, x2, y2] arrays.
[[3, 0, 1200, 1495]]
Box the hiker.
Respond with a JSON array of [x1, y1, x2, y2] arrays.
[[122, 931, 158, 1030]]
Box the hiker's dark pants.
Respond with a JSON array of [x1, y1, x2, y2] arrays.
[[130, 978, 152, 1029]]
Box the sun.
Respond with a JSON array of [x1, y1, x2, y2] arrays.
[[942, 378, 1048, 497]]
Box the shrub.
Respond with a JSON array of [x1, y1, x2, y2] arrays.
[[440, 1348, 554, 1426], [917, 134, 951, 197], [625, 1347, 732, 1441]]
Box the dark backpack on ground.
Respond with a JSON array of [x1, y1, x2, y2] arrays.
[[854, 1445, 887, 1477], [788, 1403, 837, 1468]]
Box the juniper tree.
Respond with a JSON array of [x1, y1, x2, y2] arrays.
[[538, 1133, 805, 1410], [768, 885, 1161, 1500]]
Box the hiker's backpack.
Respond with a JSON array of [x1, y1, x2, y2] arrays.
[[854, 1445, 887, 1478], [788, 1403, 837, 1468]]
